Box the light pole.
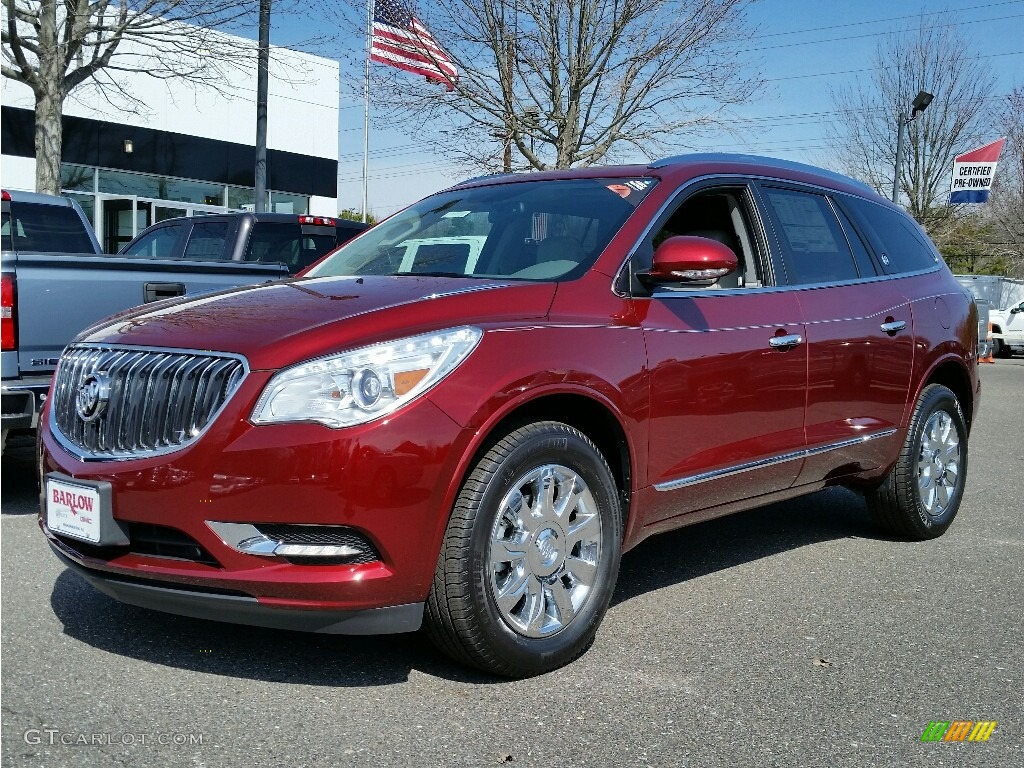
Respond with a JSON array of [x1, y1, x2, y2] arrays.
[[892, 90, 934, 204]]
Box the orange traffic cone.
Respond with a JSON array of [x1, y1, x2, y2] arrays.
[[980, 323, 995, 363]]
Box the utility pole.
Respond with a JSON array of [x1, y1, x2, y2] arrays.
[[254, 0, 272, 213]]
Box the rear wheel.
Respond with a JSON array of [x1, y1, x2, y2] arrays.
[[425, 421, 622, 678], [867, 384, 968, 540]]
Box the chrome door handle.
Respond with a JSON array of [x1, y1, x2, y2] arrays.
[[769, 334, 803, 349], [880, 320, 907, 334]]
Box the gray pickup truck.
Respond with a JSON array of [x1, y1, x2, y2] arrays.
[[1, 189, 292, 449]]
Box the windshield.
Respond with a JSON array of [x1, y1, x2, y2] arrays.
[[305, 177, 656, 281]]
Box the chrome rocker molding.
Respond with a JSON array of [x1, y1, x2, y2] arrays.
[[654, 429, 898, 492]]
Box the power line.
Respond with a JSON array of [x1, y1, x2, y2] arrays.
[[743, 12, 1024, 54], [756, 0, 1024, 40]]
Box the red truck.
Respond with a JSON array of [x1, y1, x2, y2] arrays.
[[38, 154, 979, 677]]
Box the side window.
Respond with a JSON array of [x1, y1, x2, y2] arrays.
[[644, 187, 762, 290], [182, 221, 230, 261], [121, 223, 184, 259], [4, 203, 96, 253], [843, 197, 939, 274], [760, 187, 860, 285]]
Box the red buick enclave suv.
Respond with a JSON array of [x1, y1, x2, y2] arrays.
[[39, 154, 979, 677]]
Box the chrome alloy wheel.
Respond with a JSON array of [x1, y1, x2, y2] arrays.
[[916, 409, 961, 518], [488, 464, 603, 638]]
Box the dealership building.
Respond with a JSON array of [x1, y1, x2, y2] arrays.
[[1, 34, 340, 253]]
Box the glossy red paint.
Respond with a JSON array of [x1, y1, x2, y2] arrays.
[[648, 236, 739, 281], [38, 155, 979, 640]]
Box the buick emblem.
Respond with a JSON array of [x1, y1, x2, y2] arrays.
[[76, 372, 111, 422]]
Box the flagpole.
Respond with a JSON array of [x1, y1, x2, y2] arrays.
[[361, 0, 373, 223]]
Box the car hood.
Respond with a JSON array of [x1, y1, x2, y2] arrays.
[[79, 275, 557, 370]]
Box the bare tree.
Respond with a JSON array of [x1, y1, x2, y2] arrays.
[[356, 0, 760, 172], [828, 17, 996, 228], [985, 87, 1024, 277], [1, 0, 328, 195]]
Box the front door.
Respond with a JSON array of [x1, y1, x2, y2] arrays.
[[639, 292, 808, 521], [632, 185, 809, 523]]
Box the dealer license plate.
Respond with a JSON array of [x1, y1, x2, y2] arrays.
[[45, 476, 104, 544]]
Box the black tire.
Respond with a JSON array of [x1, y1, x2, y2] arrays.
[[425, 421, 622, 678], [867, 384, 968, 540], [994, 339, 1012, 359]]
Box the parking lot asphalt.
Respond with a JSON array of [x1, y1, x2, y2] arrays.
[[1, 359, 1021, 768]]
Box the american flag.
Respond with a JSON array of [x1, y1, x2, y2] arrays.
[[370, 0, 458, 90]]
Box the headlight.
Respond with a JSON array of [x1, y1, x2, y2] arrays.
[[251, 326, 482, 428]]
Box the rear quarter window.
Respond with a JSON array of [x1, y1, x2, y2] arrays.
[[842, 197, 939, 274]]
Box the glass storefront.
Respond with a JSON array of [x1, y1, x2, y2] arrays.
[[61, 163, 312, 253]]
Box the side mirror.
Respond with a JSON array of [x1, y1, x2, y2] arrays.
[[639, 236, 738, 286], [1011, 306, 1023, 315]]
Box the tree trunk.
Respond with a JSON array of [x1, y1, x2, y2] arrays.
[[34, 89, 65, 195], [35, 0, 64, 195]]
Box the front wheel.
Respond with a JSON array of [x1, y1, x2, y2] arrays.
[[425, 421, 622, 677], [867, 384, 969, 540]]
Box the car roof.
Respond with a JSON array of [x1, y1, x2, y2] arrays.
[[449, 152, 883, 202], [1, 189, 76, 207], [146, 212, 366, 228]]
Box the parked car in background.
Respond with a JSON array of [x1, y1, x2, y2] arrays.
[[990, 299, 1024, 357], [120, 212, 369, 276], [1, 190, 296, 450], [955, 273, 1024, 358], [38, 154, 979, 678]]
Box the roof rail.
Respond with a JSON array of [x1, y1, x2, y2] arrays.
[[649, 153, 874, 194], [450, 172, 518, 188]]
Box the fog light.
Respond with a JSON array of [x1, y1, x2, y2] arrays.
[[273, 543, 362, 557], [206, 521, 378, 563]]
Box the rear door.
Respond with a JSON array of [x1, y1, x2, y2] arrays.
[[756, 184, 913, 484], [635, 183, 809, 522]]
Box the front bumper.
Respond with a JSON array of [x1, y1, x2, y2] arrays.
[[39, 381, 472, 630], [49, 541, 423, 634]]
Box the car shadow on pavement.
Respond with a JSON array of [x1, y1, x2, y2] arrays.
[[48, 568, 493, 686], [48, 486, 890, 686], [612, 485, 891, 606]]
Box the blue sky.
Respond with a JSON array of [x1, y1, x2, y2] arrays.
[[278, 1, 1024, 217]]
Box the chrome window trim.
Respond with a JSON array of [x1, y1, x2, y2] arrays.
[[646, 264, 941, 300], [653, 428, 898, 492], [49, 344, 250, 463]]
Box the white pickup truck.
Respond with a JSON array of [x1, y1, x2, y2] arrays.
[[991, 299, 1024, 357]]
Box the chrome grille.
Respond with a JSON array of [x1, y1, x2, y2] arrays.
[[51, 345, 247, 460]]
